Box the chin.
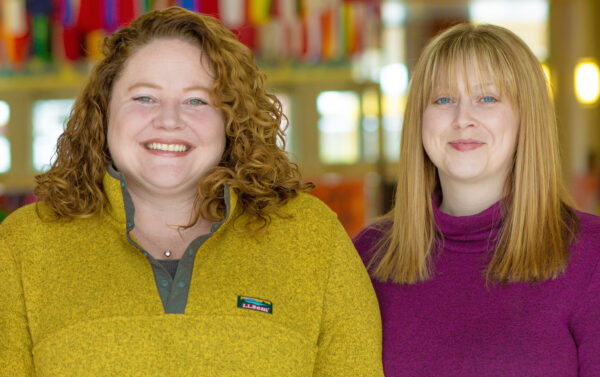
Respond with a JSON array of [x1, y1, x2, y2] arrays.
[[444, 167, 487, 182], [142, 172, 199, 190], [149, 181, 199, 195]]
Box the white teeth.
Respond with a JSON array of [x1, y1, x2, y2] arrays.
[[146, 142, 189, 152]]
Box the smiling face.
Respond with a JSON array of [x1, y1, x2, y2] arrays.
[[107, 38, 225, 198], [422, 66, 519, 193]]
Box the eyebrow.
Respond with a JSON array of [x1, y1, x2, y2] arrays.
[[126, 82, 211, 92], [127, 82, 160, 91]]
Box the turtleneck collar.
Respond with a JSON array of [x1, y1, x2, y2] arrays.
[[433, 193, 504, 253]]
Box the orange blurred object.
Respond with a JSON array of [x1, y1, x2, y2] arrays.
[[311, 178, 365, 238]]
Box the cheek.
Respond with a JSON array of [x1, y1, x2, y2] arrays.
[[106, 121, 117, 156], [496, 114, 520, 153], [106, 105, 123, 148], [509, 120, 520, 149], [195, 111, 225, 143], [105, 125, 123, 169], [506, 129, 518, 156], [421, 119, 440, 160], [106, 109, 128, 164]]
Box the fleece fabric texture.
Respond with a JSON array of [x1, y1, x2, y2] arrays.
[[0, 171, 383, 377], [353, 198, 600, 377]]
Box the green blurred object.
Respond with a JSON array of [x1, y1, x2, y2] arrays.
[[32, 15, 51, 62]]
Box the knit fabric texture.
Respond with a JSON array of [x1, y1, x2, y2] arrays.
[[0, 171, 383, 377], [353, 198, 600, 377]]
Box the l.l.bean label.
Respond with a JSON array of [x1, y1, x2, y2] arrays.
[[237, 295, 273, 314]]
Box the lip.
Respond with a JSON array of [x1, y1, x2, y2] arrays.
[[448, 138, 485, 152], [140, 138, 194, 156]]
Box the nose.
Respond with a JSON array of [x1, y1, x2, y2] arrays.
[[452, 99, 477, 129], [153, 100, 183, 130]]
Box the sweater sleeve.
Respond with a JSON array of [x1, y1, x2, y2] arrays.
[[0, 225, 35, 376], [312, 219, 384, 376], [571, 254, 600, 377]]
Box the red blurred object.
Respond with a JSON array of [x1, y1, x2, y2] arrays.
[[200, 0, 220, 19], [310, 179, 365, 238], [77, 0, 103, 32], [118, 0, 137, 26], [62, 26, 81, 60]]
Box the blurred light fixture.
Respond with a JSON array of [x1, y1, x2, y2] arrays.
[[0, 101, 9, 126], [469, 0, 549, 60], [0, 100, 10, 173], [469, 0, 548, 23], [352, 48, 381, 83], [379, 63, 408, 95], [541, 62, 550, 84], [540, 62, 554, 99], [382, 1, 406, 27], [574, 60, 600, 105]]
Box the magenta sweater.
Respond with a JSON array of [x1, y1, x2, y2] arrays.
[[353, 200, 600, 376]]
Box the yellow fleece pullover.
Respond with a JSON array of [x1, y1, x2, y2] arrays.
[[0, 170, 383, 376]]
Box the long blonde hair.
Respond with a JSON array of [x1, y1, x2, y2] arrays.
[[370, 23, 578, 284], [34, 7, 312, 228]]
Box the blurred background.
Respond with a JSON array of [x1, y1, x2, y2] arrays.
[[0, 0, 599, 236]]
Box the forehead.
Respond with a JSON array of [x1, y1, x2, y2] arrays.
[[116, 38, 214, 87]]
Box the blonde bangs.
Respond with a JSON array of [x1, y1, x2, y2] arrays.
[[423, 34, 518, 109]]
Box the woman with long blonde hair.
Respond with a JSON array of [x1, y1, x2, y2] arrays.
[[0, 7, 383, 376], [354, 23, 600, 376]]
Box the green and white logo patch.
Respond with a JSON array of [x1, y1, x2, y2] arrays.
[[237, 295, 273, 314]]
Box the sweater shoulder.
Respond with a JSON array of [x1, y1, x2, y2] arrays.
[[576, 210, 600, 245], [264, 192, 358, 265], [571, 211, 600, 264], [1, 202, 45, 233], [352, 220, 391, 266], [0, 203, 47, 261], [271, 192, 346, 233], [0, 202, 106, 260], [258, 192, 346, 242], [1, 201, 101, 234], [281, 192, 338, 219]]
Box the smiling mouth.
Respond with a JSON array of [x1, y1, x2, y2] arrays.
[[145, 142, 190, 152], [449, 140, 484, 151]]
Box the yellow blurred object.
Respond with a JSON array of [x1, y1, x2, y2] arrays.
[[248, 0, 271, 26], [541, 62, 551, 84], [574, 59, 600, 105], [362, 89, 379, 117], [85, 30, 105, 62]]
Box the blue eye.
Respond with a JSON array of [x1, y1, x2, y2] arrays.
[[481, 96, 497, 103], [435, 97, 452, 104], [188, 98, 207, 105]]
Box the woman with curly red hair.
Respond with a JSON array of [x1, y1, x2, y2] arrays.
[[0, 7, 383, 376]]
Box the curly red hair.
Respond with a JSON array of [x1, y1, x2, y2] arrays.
[[35, 7, 312, 228]]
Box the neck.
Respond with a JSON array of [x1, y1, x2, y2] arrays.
[[127, 185, 212, 259], [438, 176, 506, 217]]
